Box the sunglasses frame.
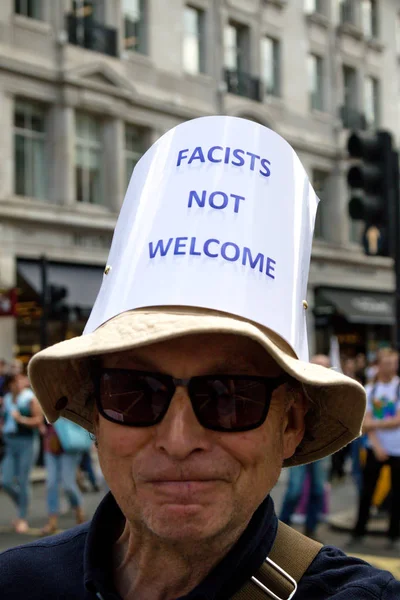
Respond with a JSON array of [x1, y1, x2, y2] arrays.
[[93, 365, 288, 433]]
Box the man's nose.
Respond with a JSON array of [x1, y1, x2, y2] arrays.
[[154, 387, 211, 458]]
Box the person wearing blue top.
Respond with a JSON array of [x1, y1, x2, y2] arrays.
[[1, 372, 43, 533]]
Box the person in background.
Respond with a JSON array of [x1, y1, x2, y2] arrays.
[[350, 348, 400, 549], [279, 354, 330, 540], [1, 373, 43, 533], [355, 353, 367, 386], [330, 356, 358, 482], [41, 423, 85, 535], [78, 448, 100, 493]]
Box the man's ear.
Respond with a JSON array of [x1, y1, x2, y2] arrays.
[[282, 388, 309, 461]]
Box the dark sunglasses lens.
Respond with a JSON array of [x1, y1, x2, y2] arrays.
[[100, 371, 170, 425], [192, 377, 269, 430]]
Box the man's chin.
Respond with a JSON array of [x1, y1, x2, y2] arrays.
[[145, 504, 230, 542]]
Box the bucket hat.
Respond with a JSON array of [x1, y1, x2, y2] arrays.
[[28, 306, 365, 467]]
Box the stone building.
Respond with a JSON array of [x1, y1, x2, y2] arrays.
[[0, 0, 399, 363]]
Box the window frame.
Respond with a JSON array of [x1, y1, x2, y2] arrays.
[[361, 0, 378, 39], [261, 36, 280, 97], [124, 123, 149, 188], [308, 53, 324, 112], [74, 112, 104, 205], [14, 0, 42, 20], [14, 98, 48, 199], [224, 21, 249, 74], [364, 75, 380, 129], [183, 5, 206, 75], [312, 169, 330, 241], [123, 0, 147, 55]]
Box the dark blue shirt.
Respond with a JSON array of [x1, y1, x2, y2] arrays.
[[0, 492, 398, 599]]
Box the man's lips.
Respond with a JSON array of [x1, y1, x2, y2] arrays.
[[144, 479, 224, 498]]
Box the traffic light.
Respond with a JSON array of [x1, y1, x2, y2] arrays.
[[48, 284, 68, 319], [347, 130, 395, 255]]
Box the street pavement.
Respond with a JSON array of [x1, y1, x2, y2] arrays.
[[0, 472, 399, 579]]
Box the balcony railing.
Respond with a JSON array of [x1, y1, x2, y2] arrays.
[[66, 14, 118, 57], [224, 69, 263, 102]]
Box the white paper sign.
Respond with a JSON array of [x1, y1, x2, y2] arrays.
[[85, 116, 319, 360]]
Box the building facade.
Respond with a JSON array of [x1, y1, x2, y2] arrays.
[[0, 0, 399, 363]]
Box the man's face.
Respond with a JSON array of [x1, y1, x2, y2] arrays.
[[95, 334, 306, 544]]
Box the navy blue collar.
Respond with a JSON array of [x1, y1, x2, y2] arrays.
[[84, 492, 278, 600]]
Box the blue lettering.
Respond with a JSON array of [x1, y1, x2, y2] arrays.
[[177, 149, 189, 167], [246, 151, 260, 171], [204, 239, 220, 258], [209, 191, 228, 210], [242, 247, 264, 272], [224, 147, 231, 164], [230, 193, 245, 214], [149, 238, 174, 258], [207, 146, 223, 163], [190, 237, 201, 256], [231, 148, 245, 167], [266, 257, 276, 279], [174, 237, 188, 255], [260, 158, 271, 177], [221, 242, 240, 262], [188, 189, 206, 208], [188, 146, 205, 164]]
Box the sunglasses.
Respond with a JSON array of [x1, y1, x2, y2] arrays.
[[96, 368, 287, 432]]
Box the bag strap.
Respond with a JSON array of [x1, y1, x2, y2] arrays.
[[232, 521, 322, 600]]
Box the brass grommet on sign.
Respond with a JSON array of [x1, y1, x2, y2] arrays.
[[55, 396, 68, 410], [302, 300, 308, 310], [104, 265, 112, 275]]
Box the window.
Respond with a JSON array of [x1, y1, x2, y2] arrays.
[[308, 54, 324, 111], [342, 65, 357, 111], [338, 0, 355, 25], [364, 76, 379, 128], [14, 100, 47, 199], [224, 22, 249, 73], [183, 6, 205, 74], [304, 0, 323, 14], [361, 0, 378, 38], [125, 124, 149, 187], [15, 0, 42, 19], [312, 170, 330, 240], [261, 37, 280, 97], [123, 0, 146, 54], [75, 113, 103, 204]]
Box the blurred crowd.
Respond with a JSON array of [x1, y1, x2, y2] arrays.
[[0, 357, 103, 535]]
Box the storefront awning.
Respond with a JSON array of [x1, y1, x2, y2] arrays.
[[17, 260, 104, 310], [317, 288, 394, 325]]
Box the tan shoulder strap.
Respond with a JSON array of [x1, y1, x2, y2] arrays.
[[232, 521, 322, 600]]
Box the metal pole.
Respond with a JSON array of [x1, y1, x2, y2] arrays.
[[39, 255, 48, 350]]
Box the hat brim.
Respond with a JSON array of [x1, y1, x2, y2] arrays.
[[28, 307, 366, 466]]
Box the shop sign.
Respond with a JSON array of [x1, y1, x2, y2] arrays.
[[351, 296, 392, 316]]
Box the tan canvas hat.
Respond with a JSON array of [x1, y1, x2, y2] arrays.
[[28, 306, 366, 467]]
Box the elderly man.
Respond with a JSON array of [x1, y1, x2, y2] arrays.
[[0, 117, 398, 599]]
